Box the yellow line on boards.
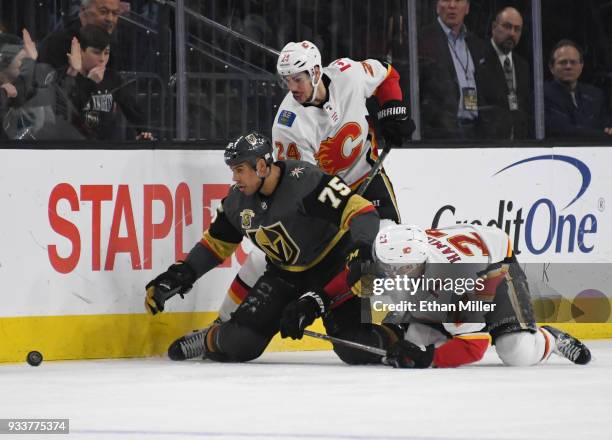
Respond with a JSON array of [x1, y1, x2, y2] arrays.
[[1, 313, 610, 363], [0, 313, 330, 363]]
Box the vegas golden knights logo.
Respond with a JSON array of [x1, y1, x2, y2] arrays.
[[240, 209, 255, 229], [246, 222, 301, 264]]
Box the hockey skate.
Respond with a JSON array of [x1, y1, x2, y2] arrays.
[[542, 325, 591, 365], [167, 318, 221, 361]]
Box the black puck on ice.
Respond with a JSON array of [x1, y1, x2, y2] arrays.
[[27, 351, 43, 366]]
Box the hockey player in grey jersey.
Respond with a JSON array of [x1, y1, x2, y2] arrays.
[[145, 132, 401, 363], [168, 40, 416, 360]]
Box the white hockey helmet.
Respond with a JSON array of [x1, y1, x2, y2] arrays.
[[373, 224, 429, 277], [276, 40, 322, 87]]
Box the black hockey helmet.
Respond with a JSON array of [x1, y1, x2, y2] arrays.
[[224, 132, 274, 169]]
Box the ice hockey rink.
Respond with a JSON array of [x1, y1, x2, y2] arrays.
[[1, 340, 611, 440]]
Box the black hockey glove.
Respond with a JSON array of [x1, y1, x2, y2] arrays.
[[145, 261, 197, 315], [346, 245, 374, 291], [377, 100, 415, 147], [384, 340, 435, 369], [280, 291, 330, 340]]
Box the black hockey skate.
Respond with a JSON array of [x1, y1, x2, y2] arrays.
[[542, 325, 591, 365], [168, 318, 221, 361]]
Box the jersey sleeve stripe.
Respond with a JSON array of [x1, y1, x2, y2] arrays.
[[201, 231, 239, 262], [227, 277, 250, 304], [372, 64, 403, 103], [507, 236, 513, 258], [455, 332, 492, 342], [340, 195, 376, 230]]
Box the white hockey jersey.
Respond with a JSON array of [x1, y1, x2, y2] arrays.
[[272, 58, 391, 186], [423, 224, 512, 265], [379, 224, 513, 336]]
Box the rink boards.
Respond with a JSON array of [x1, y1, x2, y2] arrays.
[[1, 146, 611, 362]]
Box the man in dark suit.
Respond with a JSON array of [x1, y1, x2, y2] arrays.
[[480, 7, 531, 139], [545, 39, 612, 139], [418, 0, 487, 139]]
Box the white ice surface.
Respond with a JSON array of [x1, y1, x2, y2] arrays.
[[1, 341, 611, 440]]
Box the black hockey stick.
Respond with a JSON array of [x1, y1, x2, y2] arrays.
[[355, 140, 394, 196], [303, 329, 387, 356]]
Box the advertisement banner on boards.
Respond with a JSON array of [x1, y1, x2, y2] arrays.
[[1, 149, 244, 317], [1, 146, 611, 319], [385, 147, 610, 263]]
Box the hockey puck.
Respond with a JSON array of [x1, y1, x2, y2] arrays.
[[26, 351, 43, 366]]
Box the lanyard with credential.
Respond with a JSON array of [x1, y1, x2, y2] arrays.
[[447, 36, 471, 81]]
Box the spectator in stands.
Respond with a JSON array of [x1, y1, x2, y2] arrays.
[[59, 25, 152, 140], [480, 7, 531, 139], [0, 29, 38, 104], [0, 74, 17, 133], [1, 34, 22, 114], [38, 0, 121, 69], [418, 0, 487, 139], [1, 29, 88, 140], [545, 39, 612, 138], [1, 29, 39, 138]]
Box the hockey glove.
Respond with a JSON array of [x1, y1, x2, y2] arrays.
[[145, 261, 197, 315], [384, 340, 435, 368], [280, 291, 330, 340], [377, 100, 415, 147], [346, 245, 374, 292]]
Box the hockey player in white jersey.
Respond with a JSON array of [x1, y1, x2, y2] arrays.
[[168, 41, 414, 360], [273, 40, 413, 193], [220, 41, 415, 318], [372, 224, 592, 368]]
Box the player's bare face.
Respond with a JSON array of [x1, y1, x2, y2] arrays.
[[230, 163, 260, 195], [283, 72, 314, 104]]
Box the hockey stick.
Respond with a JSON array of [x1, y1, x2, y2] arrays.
[[303, 329, 387, 356], [355, 140, 393, 196]]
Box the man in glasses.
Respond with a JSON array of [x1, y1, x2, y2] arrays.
[[545, 39, 612, 138], [481, 7, 532, 139]]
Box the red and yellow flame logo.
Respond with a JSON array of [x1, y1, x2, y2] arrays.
[[315, 122, 363, 175]]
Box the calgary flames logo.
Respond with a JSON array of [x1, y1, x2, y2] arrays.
[[315, 122, 363, 175], [246, 222, 301, 264]]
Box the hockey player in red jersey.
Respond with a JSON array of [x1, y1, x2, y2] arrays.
[[168, 41, 414, 361], [371, 224, 592, 368]]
